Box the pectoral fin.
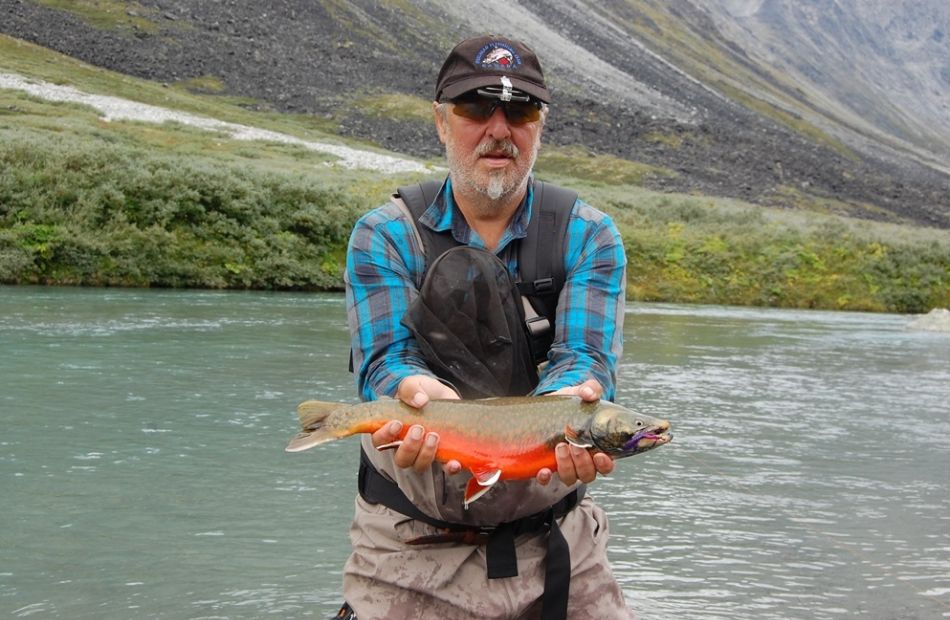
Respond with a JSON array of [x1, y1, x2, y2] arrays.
[[564, 425, 593, 449], [475, 468, 502, 486], [375, 440, 403, 451], [463, 468, 502, 508]]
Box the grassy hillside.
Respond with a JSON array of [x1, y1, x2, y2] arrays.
[[1, 35, 948, 312]]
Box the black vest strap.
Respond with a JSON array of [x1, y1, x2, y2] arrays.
[[515, 181, 576, 360], [395, 180, 455, 260], [358, 447, 582, 620], [516, 179, 575, 301]]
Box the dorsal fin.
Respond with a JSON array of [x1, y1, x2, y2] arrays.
[[296, 400, 342, 431]]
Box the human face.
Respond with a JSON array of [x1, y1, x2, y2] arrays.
[[434, 96, 544, 206]]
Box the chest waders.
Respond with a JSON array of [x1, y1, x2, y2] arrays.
[[354, 179, 580, 620]]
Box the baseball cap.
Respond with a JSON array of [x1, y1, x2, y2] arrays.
[[435, 35, 551, 103]]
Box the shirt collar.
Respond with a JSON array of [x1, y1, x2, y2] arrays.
[[419, 176, 534, 253]]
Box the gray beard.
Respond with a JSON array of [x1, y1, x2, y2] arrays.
[[485, 173, 506, 201], [447, 154, 520, 202], [446, 142, 537, 209]]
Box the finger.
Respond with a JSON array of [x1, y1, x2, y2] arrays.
[[554, 443, 577, 486], [371, 420, 403, 449], [397, 375, 462, 407], [536, 467, 553, 486], [578, 380, 603, 402], [550, 379, 603, 401], [423, 377, 460, 401], [409, 390, 428, 408], [399, 382, 428, 408], [570, 445, 598, 483], [412, 431, 439, 474], [443, 459, 463, 476], [392, 424, 425, 468], [593, 452, 614, 476], [436, 384, 461, 400], [396, 376, 429, 408]]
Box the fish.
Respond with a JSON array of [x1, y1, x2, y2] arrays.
[[285, 395, 672, 506]]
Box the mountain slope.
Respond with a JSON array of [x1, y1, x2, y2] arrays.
[[1, 0, 948, 228], [707, 0, 950, 164]]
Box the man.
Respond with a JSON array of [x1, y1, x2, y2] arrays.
[[343, 35, 630, 619]]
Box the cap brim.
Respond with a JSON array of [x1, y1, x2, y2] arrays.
[[440, 76, 550, 103]]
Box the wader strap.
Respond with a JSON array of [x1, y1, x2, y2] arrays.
[[485, 522, 518, 578], [358, 448, 581, 620], [357, 448, 457, 531], [483, 506, 571, 620], [542, 510, 570, 620]]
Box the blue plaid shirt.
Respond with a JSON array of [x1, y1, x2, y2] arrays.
[[345, 177, 626, 402]]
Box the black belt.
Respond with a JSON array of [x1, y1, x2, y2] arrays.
[[358, 448, 583, 620]]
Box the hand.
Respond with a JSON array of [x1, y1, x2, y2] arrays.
[[551, 378, 603, 402], [536, 379, 613, 486], [369, 375, 462, 475], [396, 374, 460, 408]]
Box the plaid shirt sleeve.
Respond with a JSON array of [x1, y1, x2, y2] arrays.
[[533, 200, 626, 401], [345, 202, 434, 402]]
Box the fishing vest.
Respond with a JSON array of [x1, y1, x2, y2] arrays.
[[395, 178, 577, 367]]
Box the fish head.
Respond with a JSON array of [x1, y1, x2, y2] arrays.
[[588, 402, 672, 459]]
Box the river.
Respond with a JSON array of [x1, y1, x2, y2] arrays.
[[1, 286, 948, 619]]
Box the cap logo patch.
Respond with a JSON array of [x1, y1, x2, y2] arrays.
[[475, 42, 522, 71]]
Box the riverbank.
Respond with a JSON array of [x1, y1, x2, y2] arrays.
[[1, 71, 948, 313]]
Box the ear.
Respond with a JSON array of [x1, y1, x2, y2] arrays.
[[433, 101, 449, 145]]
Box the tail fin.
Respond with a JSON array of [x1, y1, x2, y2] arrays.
[[285, 400, 345, 453]]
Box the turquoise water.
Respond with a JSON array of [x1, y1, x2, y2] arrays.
[[2, 286, 948, 619]]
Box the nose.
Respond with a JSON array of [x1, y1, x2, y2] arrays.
[[484, 105, 512, 140]]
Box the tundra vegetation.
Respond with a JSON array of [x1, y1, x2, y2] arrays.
[[1, 37, 947, 313]]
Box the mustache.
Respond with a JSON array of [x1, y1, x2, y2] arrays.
[[475, 139, 519, 158]]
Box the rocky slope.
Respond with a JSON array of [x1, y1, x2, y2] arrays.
[[709, 0, 950, 164], [1, 0, 948, 228]]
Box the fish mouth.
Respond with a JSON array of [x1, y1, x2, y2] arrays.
[[622, 428, 673, 453]]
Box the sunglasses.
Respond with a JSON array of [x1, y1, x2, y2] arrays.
[[448, 94, 543, 125]]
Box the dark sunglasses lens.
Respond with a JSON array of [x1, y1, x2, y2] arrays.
[[450, 100, 540, 124], [504, 102, 541, 124], [451, 100, 494, 121]]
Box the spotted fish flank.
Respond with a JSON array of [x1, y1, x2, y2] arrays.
[[286, 395, 671, 506]]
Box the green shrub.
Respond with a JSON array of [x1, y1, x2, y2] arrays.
[[0, 130, 361, 289], [615, 194, 949, 313]]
